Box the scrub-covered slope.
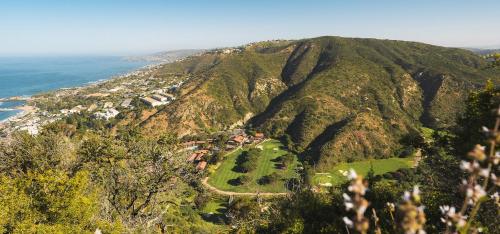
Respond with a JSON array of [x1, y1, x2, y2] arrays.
[[141, 36, 500, 168]]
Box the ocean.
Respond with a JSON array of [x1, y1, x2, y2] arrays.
[[0, 56, 149, 121]]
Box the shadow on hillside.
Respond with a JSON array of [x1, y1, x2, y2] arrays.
[[201, 207, 228, 225], [227, 178, 241, 186]]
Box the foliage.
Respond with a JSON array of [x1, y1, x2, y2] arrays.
[[237, 148, 260, 173], [455, 80, 500, 155], [143, 36, 500, 169], [0, 170, 114, 233], [208, 140, 299, 193], [280, 153, 295, 169], [0, 127, 219, 232], [258, 172, 282, 185]]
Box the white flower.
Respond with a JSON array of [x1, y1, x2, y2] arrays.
[[358, 205, 367, 214], [460, 161, 471, 171], [347, 169, 357, 180], [491, 192, 499, 200], [466, 187, 473, 198], [457, 219, 466, 228], [343, 217, 353, 227], [439, 205, 452, 215], [387, 202, 395, 210], [403, 191, 411, 201], [481, 126, 490, 133], [345, 202, 354, 210], [479, 168, 490, 178], [491, 174, 500, 186]]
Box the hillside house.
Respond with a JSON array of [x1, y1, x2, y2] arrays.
[[152, 94, 169, 102], [196, 161, 207, 171], [103, 102, 114, 108], [232, 135, 246, 145], [254, 132, 264, 139], [121, 98, 132, 108], [140, 97, 162, 107], [94, 108, 119, 120]]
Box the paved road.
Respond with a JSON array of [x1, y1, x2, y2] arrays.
[[201, 177, 288, 196]]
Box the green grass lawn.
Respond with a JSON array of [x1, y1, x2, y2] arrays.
[[201, 199, 226, 214], [312, 157, 414, 187], [208, 139, 299, 193]]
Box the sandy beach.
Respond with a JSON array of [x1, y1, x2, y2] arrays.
[[0, 104, 36, 125]]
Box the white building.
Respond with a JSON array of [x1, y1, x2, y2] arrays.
[[69, 105, 85, 114], [20, 125, 39, 135], [152, 94, 168, 102], [121, 98, 133, 108], [94, 108, 119, 120], [103, 102, 114, 108], [140, 97, 162, 107]]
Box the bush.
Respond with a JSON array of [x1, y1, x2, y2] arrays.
[[235, 149, 260, 172], [259, 172, 281, 185], [240, 160, 258, 173], [280, 153, 295, 168]]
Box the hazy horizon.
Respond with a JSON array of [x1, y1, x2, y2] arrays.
[[2, 0, 499, 56]]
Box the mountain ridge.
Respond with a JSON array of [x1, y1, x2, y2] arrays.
[[138, 36, 500, 168]]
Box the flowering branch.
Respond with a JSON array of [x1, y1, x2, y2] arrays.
[[440, 106, 500, 234], [343, 169, 370, 234]]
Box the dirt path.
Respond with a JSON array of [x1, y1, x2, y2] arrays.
[[201, 177, 288, 197]]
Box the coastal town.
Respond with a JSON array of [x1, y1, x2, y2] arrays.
[[0, 62, 187, 137], [0, 43, 281, 138]]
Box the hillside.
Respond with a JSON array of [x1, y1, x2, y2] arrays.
[[140, 36, 500, 169]]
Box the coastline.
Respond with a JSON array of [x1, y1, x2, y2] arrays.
[[0, 62, 165, 127], [0, 104, 34, 125]]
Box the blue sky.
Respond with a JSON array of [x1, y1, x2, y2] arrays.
[[1, 0, 499, 55]]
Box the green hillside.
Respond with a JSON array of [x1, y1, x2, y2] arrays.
[[141, 36, 500, 169]]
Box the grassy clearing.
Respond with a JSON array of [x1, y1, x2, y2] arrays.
[[207, 139, 299, 193], [201, 199, 226, 215], [312, 157, 414, 186], [199, 198, 228, 227]]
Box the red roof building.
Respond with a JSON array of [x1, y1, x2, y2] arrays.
[[182, 141, 196, 147], [195, 153, 205, 161], [255, 133, 264, 139], [196, 161, 207, 170], [232, 135, 245, 144], [187, 153, 198, 162]]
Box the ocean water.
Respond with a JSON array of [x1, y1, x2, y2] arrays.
[[0, 56, 149, 121], [0, 101, 24, 121]]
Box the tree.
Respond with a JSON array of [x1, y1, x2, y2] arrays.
[[259, 172, 281, 185], [455, 80, 500, 155], [77, 133, 186, 225], [235, 149, 260, 172], [226, 197, 261, 229], [209, 151, 224, 164], [282, 134, 294, 149], [280, 153, 295, 169]]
